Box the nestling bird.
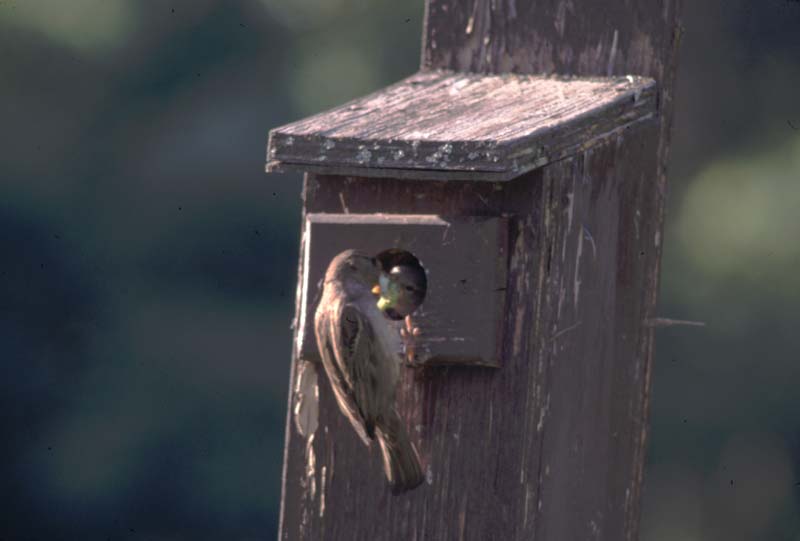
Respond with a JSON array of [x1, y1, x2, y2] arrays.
[[314, 250, 424, 492], [374, 264, 427, 319]]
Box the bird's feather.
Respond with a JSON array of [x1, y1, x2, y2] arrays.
[[315, 296, 371, 444], [335, 303, 380, 439], [315, 291, 386, 444]]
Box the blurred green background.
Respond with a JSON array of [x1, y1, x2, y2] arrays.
[[1, 1, 798, 539]]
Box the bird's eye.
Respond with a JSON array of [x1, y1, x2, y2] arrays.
[[405, 285, 414, 291]]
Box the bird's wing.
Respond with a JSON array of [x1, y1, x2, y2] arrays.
[[331, 302, 381, 439], [315, 297, 379, 443]]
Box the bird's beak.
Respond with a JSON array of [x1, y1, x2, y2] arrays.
[[371, 284, 381, 296]]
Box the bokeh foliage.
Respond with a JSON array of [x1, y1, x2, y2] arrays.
[[1, 1, 798, 539]]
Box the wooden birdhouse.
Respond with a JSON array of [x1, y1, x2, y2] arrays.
[[266, 1, 682, 539]]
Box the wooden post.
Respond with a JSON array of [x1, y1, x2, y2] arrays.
[[269, 1, 683, 539]]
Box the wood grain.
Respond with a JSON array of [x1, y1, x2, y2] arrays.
[[267, 70, 655, 181]]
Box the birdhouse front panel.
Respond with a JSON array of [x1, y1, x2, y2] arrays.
[[297, 213, 509, 367]]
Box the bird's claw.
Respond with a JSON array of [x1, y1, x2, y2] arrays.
[[400, 315, 421, 365]]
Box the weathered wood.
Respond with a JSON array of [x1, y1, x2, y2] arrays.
[[280, 126, 661, 540], [267, 70, 656, 181], [297, 213, 508, 367], [277, 1, 683, 540]]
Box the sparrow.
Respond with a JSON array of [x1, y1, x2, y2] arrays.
[[314, 249, 424, 492], [374, 264, 428, 320]]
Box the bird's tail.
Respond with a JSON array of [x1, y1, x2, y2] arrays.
[[376, 409, 425, 493]]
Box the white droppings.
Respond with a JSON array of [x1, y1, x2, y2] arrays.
[[523, 487, 532, 527], [562, 190, 575, 262], [319, 465, 326, 518], [566, 192, 575, 229], [465, 13, 475, 34], [323, 140, 335, 150], [467, 152, 479, 160], [574, 229, 583, 310], [425, 143, 454, 164], [425, 466, 434, 485], [392, 149, 405, 160], [536, 397, 549, 432], [606, 29, 619, 76], [305, 434, 316, 499], [449, 78, 471, 95], [355, 147, 372, 163], [441, 224, 455, 245], [286, 136, 294, 146], [295, 228, 311, 357], [293, 361, 319, 438], [583, 225, 597, 260]]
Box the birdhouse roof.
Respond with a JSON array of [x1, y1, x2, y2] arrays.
[[267, 70, 656, 182]]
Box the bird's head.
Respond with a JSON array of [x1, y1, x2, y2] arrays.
[[325, 250, 381, 295], [373, 264, 427, 316]]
